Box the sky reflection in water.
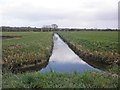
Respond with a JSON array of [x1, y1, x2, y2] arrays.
[[41, 34, 100, 73]]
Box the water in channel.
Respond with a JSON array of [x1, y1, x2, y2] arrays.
[[41, 33, 100, 73]]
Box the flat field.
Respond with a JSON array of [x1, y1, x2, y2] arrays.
[[2, 32, 53, 71], [59, 31, 118, 53], [59, 31, 119, 64]]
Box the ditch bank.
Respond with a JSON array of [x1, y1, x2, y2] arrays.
[[3, 33, 54, 73], [57, 33, 119, 70]]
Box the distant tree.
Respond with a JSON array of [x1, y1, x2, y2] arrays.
[[42, 24, 58, 31], [51, 24, 58, 29]]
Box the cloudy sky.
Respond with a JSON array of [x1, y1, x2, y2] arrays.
[[0, 0, 119, 29]]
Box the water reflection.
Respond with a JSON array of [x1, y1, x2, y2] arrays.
[[41, 33, 100, 73]]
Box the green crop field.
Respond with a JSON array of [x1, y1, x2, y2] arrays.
[[59, 31, 118, 53], [59, 31, 119, 64], [2, 32, 53, 71]]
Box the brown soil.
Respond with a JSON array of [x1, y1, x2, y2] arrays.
[[0, 36, 22, 39]]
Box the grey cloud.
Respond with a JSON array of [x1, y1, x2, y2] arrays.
[[95, 9, 117, 21], [1, 0, 118, 29]]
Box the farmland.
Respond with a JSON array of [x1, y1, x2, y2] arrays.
[[2, 31, 119, 88], [59, 31, 119, 66], [2, 32, 53, 72], [59, 31, 118, 53]]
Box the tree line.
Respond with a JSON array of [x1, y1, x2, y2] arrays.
[[1, 25, 118, 32]]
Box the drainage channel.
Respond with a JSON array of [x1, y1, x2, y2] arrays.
[[40, 33, 101, 73]]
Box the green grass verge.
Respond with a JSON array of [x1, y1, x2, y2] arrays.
[[2, 71, 118, 88]]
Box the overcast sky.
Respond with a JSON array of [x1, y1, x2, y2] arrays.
[[0, 0, 119, 29]]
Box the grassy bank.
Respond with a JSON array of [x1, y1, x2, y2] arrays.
[[59, 31, 119, 65], [2, 71, 118, 88], [2, 32, 53, 72]]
